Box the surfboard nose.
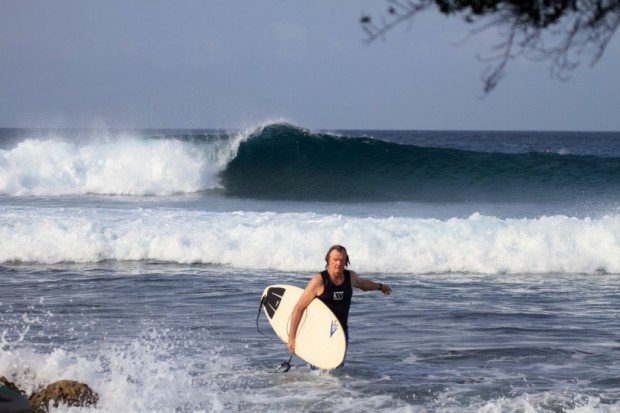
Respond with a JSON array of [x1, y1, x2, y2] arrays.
[[262, 287, 285, 319]]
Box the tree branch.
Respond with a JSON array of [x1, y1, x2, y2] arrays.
[[360, 0, 620, 93]]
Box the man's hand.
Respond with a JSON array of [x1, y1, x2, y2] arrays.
[[380, 283, 392, 296]]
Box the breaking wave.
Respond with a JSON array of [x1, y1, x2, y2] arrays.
[[2, 123, 619, 201]]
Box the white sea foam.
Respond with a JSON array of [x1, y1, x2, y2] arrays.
[[0, 207, 618, 275], [0, 131, 247, 196], [0, 331, 233, 412], [2, 342, 616, 412], [0, 121, 291, 197], [1, 318, 411, 412], [476, 392, 619, 413]]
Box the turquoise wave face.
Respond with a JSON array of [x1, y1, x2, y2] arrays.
[[220, 124, 620, 202]]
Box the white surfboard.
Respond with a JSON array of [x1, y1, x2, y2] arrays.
[[261, 284, 347, 370]]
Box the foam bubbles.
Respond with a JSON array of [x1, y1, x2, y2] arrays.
[[0, 207, 618, 274], [0, 329, 229, 412], [0, 131, 249, 196], [477, 392, 617, 413]]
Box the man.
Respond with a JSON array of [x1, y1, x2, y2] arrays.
[[287, 244, 392, 356]]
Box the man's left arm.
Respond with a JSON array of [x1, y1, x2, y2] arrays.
[[350, 271, 392, 296]]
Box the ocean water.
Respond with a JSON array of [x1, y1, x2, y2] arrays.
[[1, 123, 619, 412]]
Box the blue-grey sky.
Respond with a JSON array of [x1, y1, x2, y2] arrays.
[[2, 0, 619, 131]]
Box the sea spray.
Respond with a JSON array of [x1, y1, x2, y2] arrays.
[[0, 128, 255, 196], [0, 328, 229, 411]]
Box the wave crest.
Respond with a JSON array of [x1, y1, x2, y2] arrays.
[[1, 208, 618, 275]]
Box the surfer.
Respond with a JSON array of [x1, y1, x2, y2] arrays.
[[287, 244, 392, 355]]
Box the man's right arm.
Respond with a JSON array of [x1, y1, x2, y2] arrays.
[[287, 274, 323, 353]]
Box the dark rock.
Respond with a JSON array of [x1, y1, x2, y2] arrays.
[[29, 380, 98, 413]]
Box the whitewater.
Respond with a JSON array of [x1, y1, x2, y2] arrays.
[[0, 206, 619, 275], [0, 129, 246, 196], [1, 123, 619, 412]]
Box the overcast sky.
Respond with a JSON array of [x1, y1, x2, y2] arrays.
[[2, 0, 619, 131]]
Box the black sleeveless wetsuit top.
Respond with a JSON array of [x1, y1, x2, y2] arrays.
[[318, 269, 353, 337]]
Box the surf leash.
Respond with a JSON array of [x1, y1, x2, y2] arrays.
[[256, 296, 296, 372], [274, 355, 293, 373], [256, 296, 274, 340]]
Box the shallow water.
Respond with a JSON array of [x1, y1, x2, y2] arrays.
[[2, 263, 619, 412]]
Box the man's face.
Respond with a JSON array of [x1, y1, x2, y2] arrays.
[[328, 250, 347, 274]]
